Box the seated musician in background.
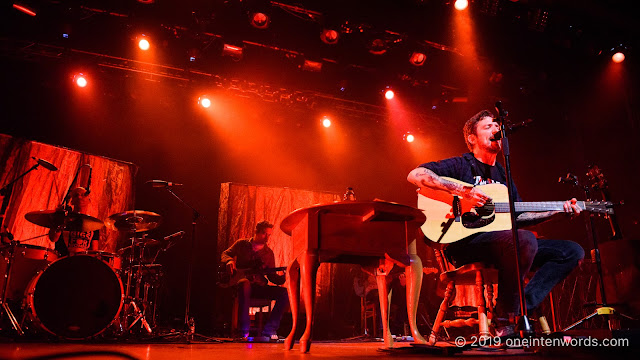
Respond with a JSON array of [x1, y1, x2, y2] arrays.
[[407, 110, 584, 336], [221, 220, 288, 340], [48, 187, 99, 256]]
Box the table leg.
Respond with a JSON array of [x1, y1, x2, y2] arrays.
[[299, 250, 319, 353], [406, 254, 426, 343], [284, 259, 300, 350], [376, 272, 393, 348]]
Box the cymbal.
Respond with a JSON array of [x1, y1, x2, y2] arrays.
[[105, 210, 162, 232], [117, 238, 161, 254], [25, 210, 104, 232]]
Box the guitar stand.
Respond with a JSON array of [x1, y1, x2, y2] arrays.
[[561, 168, 635, 332]]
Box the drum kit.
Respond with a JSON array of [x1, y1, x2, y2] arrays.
[[0, 208, 181, 340]]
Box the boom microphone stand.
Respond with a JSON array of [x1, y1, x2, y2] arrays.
[[494, 101, 534, 337], [1, 157, 58, 334], [148, 181, 220, 343]]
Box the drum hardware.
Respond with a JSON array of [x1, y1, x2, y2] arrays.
[[1, 242, 25, 335], [1, 242, 60, 335], [108, 210, 162, 336], [1, 157, 58, 335], [25, 210, 104, 233]]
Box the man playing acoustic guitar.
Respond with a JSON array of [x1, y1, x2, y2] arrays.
[[407, 110, 585, 337], [221, 220, 288, 340]]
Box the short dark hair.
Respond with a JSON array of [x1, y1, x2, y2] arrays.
[[463, 110, 495, 151], [255, 220, 274, 234]]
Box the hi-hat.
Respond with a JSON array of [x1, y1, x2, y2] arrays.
[[25, 210, 104, 232], [105, 210, 162, 232]]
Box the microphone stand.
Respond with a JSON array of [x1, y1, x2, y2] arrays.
[[495, 101, 533, 337], [155, 185, 221, 343], [0, 160, 50, 334]]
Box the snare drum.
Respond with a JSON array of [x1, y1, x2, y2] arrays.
[[0, 244, 58, 301], [71, 250, 122, 272], [24, 255, 124, 339]]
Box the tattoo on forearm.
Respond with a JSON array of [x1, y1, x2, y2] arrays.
[[516, 211, 559, 226], [413, 168, 462, 194]]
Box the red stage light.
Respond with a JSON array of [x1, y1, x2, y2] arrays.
[[322, 117, 331, 128], [612, 52, 625, 63], [74, 74, 87, 88], [384, 89, 395, 100], [454, 0, 469, 11], [250, 12, 270, 29], [138, 37, 150, 51], [409, 52, 427, 66], [406, 134, 415, 143], [320, 29, 339, 45]]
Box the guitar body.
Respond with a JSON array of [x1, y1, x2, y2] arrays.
[[418, 178, 512, 245]]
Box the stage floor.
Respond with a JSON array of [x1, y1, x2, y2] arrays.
[[0, 340, 631, 360]]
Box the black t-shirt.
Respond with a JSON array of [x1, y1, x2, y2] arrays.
[[419, 152, 522, 202]]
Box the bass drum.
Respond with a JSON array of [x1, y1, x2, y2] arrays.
[[25, 255, 123, 339]]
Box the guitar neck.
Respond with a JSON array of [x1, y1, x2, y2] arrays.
[[495, 201, 584, 213]]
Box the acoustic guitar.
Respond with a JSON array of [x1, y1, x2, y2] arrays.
[[417, 177, 614, 245]]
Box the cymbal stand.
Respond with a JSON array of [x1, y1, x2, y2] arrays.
[[0, 242, 24, 335], [121, 231, 152, 335]]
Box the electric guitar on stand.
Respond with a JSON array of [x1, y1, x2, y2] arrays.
[[417, 177, 614, 245]]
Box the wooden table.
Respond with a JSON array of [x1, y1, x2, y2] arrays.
[[280, 200, 427, 352]]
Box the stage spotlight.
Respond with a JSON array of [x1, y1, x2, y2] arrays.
[[222, 44, 243, 61], [454, 0, 469, 11], [612, 52, 625, 63], [250, 12, 270, 29], [13, 3, 36, 16], [138, 36, 150, 51], [322, 117, 331, 128], [198, 96, 211, 108], [73, 73, 87, 88], [409, 51, 427, 66], [302, 59, 323, 72], [320, 29, 340, 45], [404, 133, 415, 143], [384, 88, 395, 100]]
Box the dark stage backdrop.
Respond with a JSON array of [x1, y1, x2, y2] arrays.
[[0, 134, 137, 251]]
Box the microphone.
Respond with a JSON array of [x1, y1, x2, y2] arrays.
[[146, 180, 183, 188], [490, 119, 533, 141], [85, 165, 92, 196], [32, 157, 58, 171], [163, 231, 185, 241], [495, 101, 508, 117]]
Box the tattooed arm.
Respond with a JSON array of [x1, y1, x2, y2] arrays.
[[517, 198, 581, 227], [407, 167, 491, 207]]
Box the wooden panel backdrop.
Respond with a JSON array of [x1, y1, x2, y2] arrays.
[[0, 134, 137, 252], [218, 183, 366, 338]]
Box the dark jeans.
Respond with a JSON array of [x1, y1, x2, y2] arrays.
[[237, 279, 289, 336], [445, 229, 584, 316]]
